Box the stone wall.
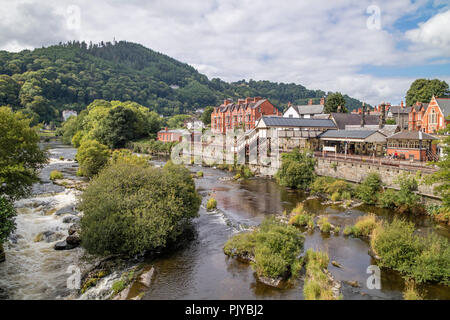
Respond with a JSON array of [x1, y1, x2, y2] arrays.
[[315, 158, 439, 198]]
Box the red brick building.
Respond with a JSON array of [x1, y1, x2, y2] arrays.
[[408, 101, 429, 131], [420, 96, 450, 134], [211, 97, 281, 133], [157, 127, 186, 143], [386, 131, 438, 161]]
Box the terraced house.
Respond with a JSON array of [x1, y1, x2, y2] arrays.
[[408, 101, 429, 131], [211, 97, 281, 133]]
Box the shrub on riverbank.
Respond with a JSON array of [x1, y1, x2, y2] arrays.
[[275, 148, 316, 189], [224, 217, 304, 279], [206, 198, 217, 211], [288, 204, 314, 229], [309, 176, 353, 201], [355, 172, 383, 205], [343, 214, 379, 238], [80, 160, 201, 256], [426, 204, 450, 225], [317, 217, 332, 233], [49, 170, 63, 181], [76, 140, 110, 178], [371, 218, 450, 285], [303, 249, 338, 300], [130, 139, 177, 155], [377, 173, 423, 214]]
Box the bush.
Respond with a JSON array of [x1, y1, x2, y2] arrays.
[[377, 189, 398, 209], [330, 192, 340, 202], [80, 161, 201, 256], [49, 170, 63, 180], [347, 214, 379, 237], [371, 218, 449, 285], [310, 176, 336, 194], [317, 217, 331, 233], [303, 249, 337, 300], [197, 171, 203, 178], [275, 148, 316, 189], [76, 140, 110, 178], [355, 172, 383, 204], [224, 217, 304, 279], [289, 213, 314, 228], [206, 198, 217, 211]]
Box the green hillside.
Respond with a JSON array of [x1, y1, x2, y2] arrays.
[[0, 41, 365, 123]]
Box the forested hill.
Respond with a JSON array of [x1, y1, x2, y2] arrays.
[[0, 41, 365, 123]]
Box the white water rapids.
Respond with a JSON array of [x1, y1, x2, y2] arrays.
[[0, 144, 85, 299]]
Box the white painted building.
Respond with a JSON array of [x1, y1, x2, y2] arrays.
[[62, 110, 77, 121]]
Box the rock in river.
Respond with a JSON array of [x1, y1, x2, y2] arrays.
[[54, 240, 77, 250]]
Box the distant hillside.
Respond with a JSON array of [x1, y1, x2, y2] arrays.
[[0, 41, 365, 123]]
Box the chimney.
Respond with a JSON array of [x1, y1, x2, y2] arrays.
[[401, 100, 404, 108], [238, 99, 245, 105], [287, 101, 292, 107], [379, 102, 386, 129], [337, 105, 342, 112], [253, 96, 262, 103], [361, 102, 366, 127], [223, 98, 232, 106], [308, 99, 313, 105], [245, 97, 253, 104], [165, 127, 168, 132], [320, 97, 325, 105]]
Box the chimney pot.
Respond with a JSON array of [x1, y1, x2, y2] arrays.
[[308, 99, 313, 105], [320, 97, 325, 105]]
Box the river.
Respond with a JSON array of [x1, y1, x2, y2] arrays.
[[0, 142, 449, 300]]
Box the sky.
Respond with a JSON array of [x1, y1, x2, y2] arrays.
[[0, 0, 449, 106]]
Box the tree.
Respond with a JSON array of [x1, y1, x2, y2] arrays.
[[0, 107, 48, 200], [80, 160, 200, 256], [100, 106, 137, 148], [324, 92, 348, 113], [0, 196, 16, 243], [406, 79, 449, 106], [76, 140, 110, 177], [275, 148, 316, 189], [0, 75, 20, 110], [201, 106, 214, 126], [167, 114, 191, 128]]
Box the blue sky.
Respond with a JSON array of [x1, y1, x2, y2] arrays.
[[0, 0, 449, 105]]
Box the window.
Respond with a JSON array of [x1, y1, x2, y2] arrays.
[[430, 109, 437, 125]]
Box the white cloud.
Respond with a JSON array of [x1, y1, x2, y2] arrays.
[[406, 9, 450, 51], [0, 0, 449, 106]]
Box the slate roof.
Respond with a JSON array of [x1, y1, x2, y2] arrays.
[[386, 131, 438, 140], [260, 116, 336, 128], [219, 99, 267, 112], [319, 130, 379, 139], [388, 106, 411, 115], [331, 113, 379, 129], [345, 124, 399, 137], [292, 104, 324, 115], [436, 98, 450, 117], [313, 114, 331, 119]]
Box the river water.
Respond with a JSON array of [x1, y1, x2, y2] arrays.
[[0, 142, 449, 300]]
